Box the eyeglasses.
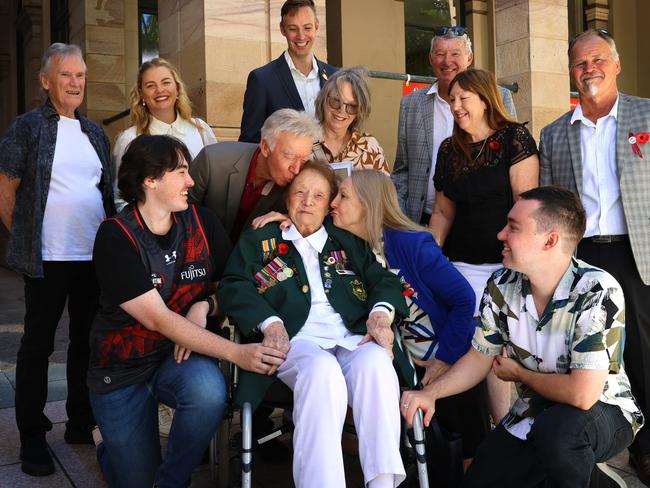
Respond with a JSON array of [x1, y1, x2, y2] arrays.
[[569, 28, 614, 54], [327, 96, 359, 115], [432, 26, 468, 37]]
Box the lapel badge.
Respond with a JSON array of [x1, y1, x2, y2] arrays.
[[349, 279, 367, 301], [278, 242, 289, 255], [628, 131, 644, 158]]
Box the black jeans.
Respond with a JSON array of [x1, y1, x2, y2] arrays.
[[578, 238, 650, 454], [15, 261, 98, 440], [462, 401, 633, 488]]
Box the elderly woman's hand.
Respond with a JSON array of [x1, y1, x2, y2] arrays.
[[263, 322, 291, 375], [251, 211, 292, 230], [359, 311, 394, 359]]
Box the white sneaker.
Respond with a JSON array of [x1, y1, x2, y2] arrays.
[[92, 426, 103, 447], [158, 404, 174, 437]]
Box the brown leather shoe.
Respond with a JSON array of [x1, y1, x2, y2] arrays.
[[629, 452, 650, 486]]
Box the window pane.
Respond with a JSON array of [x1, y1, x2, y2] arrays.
[[405, 0, 452, 76], [140, 12, 159, 63]]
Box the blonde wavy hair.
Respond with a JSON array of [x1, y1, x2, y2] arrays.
[[349, 170, 431, 252], [129, 58, 200, 135]]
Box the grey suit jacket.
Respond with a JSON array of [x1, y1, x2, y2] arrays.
[[540, 93, 650, 285], [189, 141, 285, 235], [392, 84, 517, 223]]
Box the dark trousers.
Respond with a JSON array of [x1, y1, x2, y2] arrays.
[[15, 261, 98, 440], [578, 238, 650, 454], [462, 402, 633, 488]]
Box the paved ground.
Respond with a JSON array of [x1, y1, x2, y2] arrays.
[[0, 265, 645, 487]]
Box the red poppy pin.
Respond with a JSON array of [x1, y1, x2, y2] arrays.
[[488, 140, 501, 151], [628, 132, 644, 158], [278, 243, 289, 255]]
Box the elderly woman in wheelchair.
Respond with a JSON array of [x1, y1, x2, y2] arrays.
[[218, 160, 410, 488]]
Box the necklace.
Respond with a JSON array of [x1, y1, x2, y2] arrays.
[[472, 136, 489, 160]]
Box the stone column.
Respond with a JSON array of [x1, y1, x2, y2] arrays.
[[15, 1, 45, 113], [585, 0, 609, 30], [158, 0, 327, 142], [68, 0, 131, 141], [465, 0, 494, 72], [330, 0, 404, 166], [495, 0, 570, 140]]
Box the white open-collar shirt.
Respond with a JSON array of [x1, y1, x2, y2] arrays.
[[571, 96, 628, 237]]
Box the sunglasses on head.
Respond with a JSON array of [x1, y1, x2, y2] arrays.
[[327, 96, 359, 115], [433, 26, 468, 37], [569, 28, 613, 52]]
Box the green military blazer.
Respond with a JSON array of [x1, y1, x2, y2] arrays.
[[218, 217, 411, 409]]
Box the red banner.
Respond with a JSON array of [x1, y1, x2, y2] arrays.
[[402, 81, 430, 97]]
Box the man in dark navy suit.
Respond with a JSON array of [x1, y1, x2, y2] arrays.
[[239, 0, 336, 143]]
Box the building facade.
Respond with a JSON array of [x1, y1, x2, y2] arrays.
[[0, 0, 648, 167]]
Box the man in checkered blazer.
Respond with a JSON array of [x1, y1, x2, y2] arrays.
[[391, 27, 516, 225], [540, 29, 650, 483]]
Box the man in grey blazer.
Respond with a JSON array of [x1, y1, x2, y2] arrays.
[[540, 29, 650, 483], [190, 108, 321, 241], [392, 28, 517, 225]]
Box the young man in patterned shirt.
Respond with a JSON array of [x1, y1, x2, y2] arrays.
[[401, 186, 643, 487]]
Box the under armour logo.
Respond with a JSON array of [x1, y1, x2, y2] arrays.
[[164, 251, 177, 265]]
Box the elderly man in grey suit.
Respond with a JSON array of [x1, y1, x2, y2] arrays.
[[392, 26, 517, 225], [190, 108, 321, 242], [540, 29, 650, 485]]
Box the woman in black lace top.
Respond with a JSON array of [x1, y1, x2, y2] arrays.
[[430, 68, 539, 423]]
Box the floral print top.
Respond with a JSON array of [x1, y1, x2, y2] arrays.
[[315, 130, 389, 174]]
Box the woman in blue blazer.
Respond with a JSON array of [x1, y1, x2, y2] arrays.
[[330, 170, 491, 466]]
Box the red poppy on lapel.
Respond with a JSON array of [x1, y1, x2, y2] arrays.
[[637, 132, 649, 145], [488, 141, 501, 151], [278, 243, 289, 255], [628, 132, 644, 159]]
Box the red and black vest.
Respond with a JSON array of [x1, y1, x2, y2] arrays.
[[88, 204, 211, 392]]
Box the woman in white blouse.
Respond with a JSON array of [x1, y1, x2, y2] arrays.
[[113, 58, 217, 210]]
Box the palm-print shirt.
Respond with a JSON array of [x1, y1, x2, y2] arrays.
[[475, 258, 643, 439], [316, 130, 389, 174]]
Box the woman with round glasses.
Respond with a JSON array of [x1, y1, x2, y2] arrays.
[[312, 66, 389, 174]]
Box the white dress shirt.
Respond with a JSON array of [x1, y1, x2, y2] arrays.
[[571, 97, 628, 237], [260, 224, 393, 350], [284, 50, 320, 115], [426, 82, 455, 214]]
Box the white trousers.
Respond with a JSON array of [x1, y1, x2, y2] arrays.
[[277, 339, 405, 488]]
